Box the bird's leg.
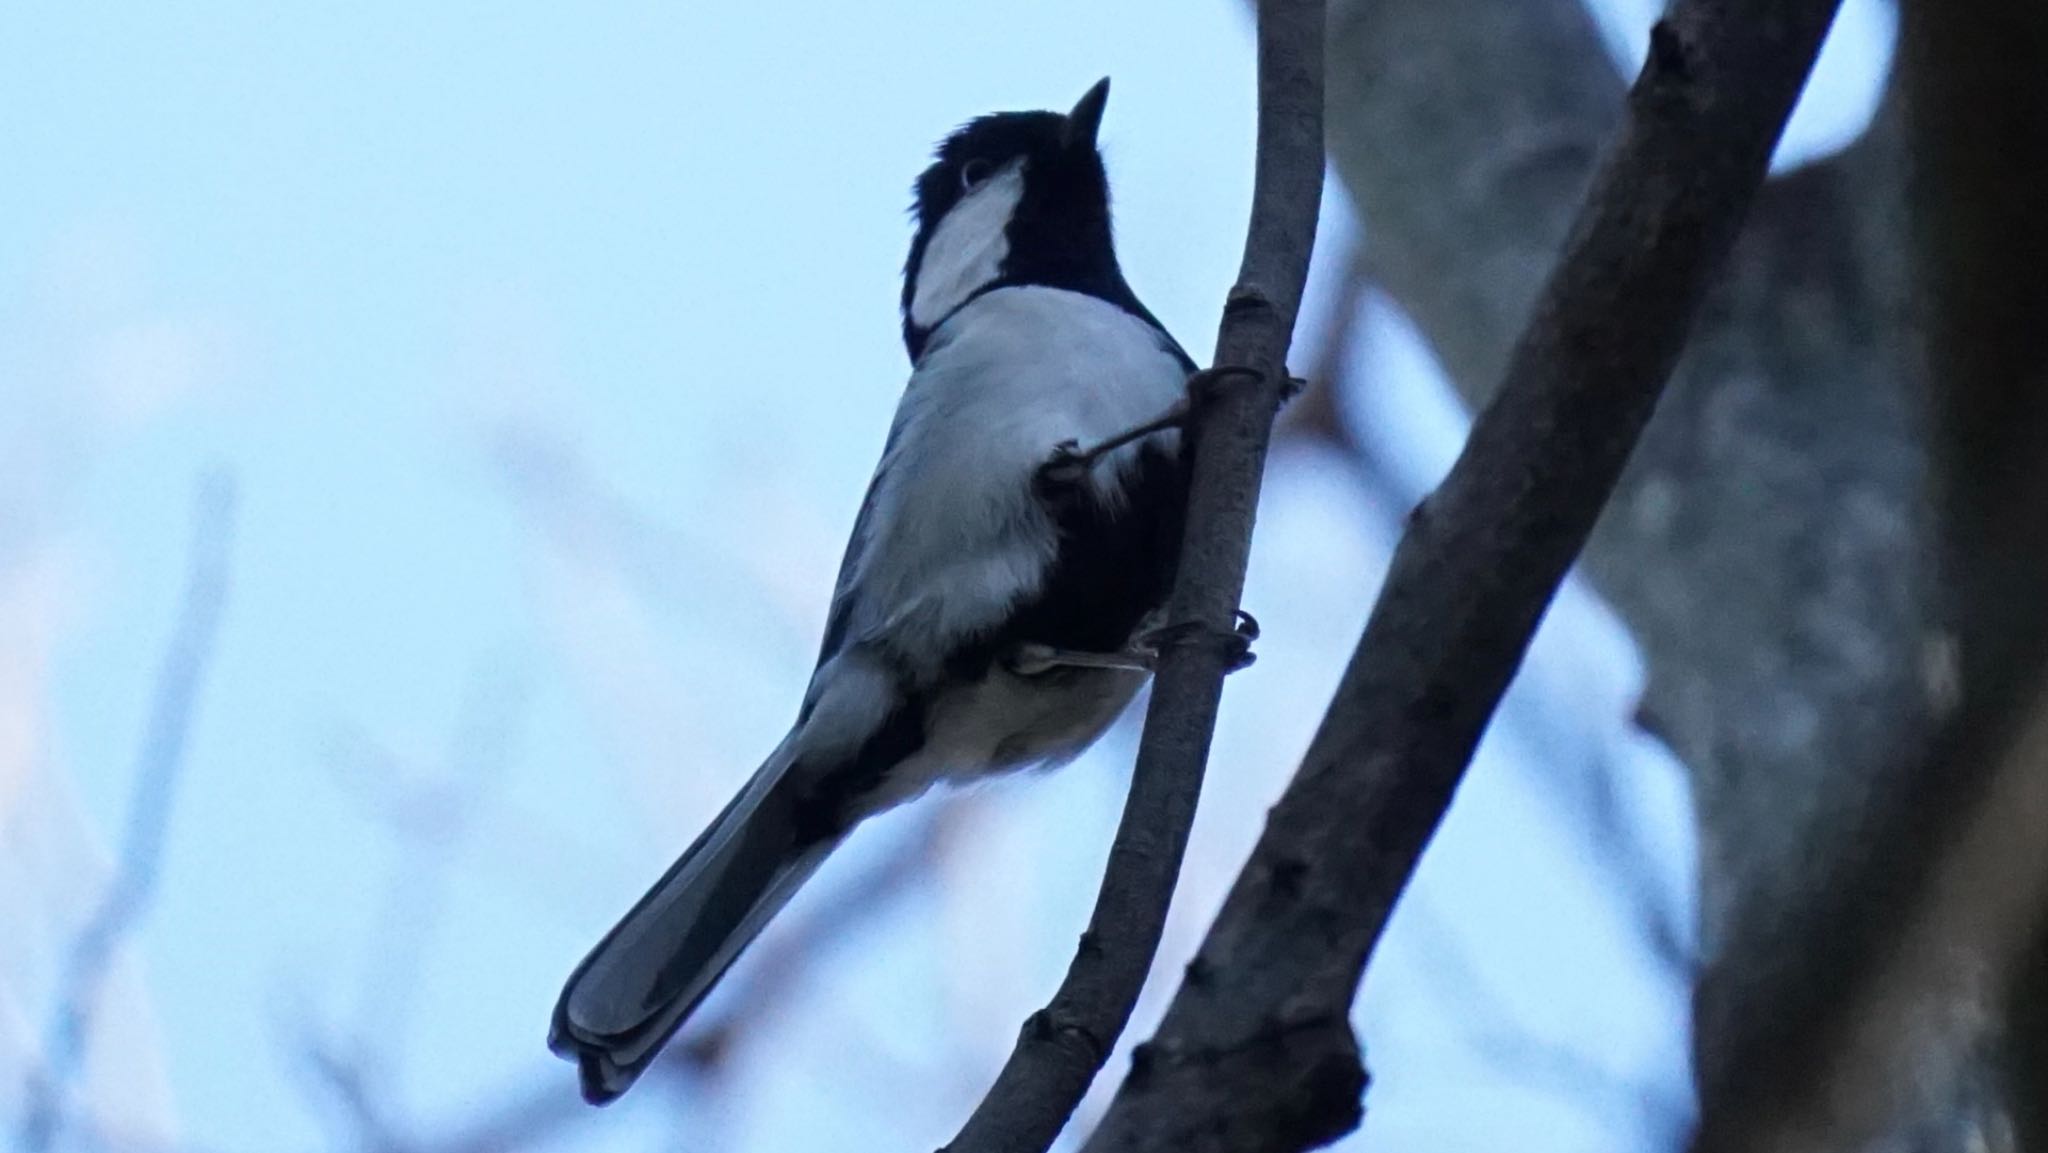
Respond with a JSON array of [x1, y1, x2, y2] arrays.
[[1005, 643, 1157, 676], [1008, 610, 1262, 677], [1037, 400, 1191, 489], [1035, 367, 1308, 490]]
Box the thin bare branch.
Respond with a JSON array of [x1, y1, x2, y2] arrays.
[[938, 4, 1325, 1150], [17, 471, 236, 1153], [1080, 3, 1845, 1149]]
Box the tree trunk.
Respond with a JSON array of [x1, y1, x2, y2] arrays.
[[1325, 0, 1949, 1144]]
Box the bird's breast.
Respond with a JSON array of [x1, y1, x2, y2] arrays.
[[913, 285, 1188, 479], [844, 285, 1188, 674]]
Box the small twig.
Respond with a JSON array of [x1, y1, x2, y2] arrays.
[[937, 3, 1325, 1151], [1079, 3, 1845, 1150], [17, 472, 236, 1153]]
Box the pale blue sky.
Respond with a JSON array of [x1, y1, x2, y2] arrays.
[[2, 2, 1889, 1150]]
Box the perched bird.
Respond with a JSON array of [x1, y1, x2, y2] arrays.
[[549, 77, 1199, 1104]]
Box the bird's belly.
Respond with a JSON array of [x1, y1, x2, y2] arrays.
[[865, 665, 1145, 809]]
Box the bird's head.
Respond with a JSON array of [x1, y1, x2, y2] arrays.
[[901, 77, 1119, 358]]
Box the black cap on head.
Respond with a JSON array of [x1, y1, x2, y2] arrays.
[[901, 79, 1127, 360]]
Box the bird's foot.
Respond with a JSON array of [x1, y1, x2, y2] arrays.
[[1134, 610, 1260, 673]]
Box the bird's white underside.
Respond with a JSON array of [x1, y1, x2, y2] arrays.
[[799, 284, 1188, 805]]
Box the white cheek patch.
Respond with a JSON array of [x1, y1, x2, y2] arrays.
[[910, 161, 1026, 330]]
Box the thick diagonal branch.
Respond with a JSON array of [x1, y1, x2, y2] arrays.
[[1327, 2, 1932, 1137], [1079, 4, 1844, 1150], [937, 3, 1324, 1151]]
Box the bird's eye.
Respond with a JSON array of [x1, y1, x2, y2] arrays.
[[960, 159, 995, 191]]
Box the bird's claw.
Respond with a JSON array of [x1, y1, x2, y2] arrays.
[[1134, 610, 1261, 674], [1233, 609, 1261, 643], [1226, 609, 1260, 672]]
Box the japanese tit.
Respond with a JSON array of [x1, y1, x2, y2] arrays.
[[550, 77, 1195, 1104]]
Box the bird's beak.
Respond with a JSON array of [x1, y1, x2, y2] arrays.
[[1063, 77, 1111, 151]]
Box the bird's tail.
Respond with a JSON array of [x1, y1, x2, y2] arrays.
[[549, 736, 836, 1103]]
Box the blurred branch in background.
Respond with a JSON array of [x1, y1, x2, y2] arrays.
[[1321, 0, 1941, 1148], [939, 1, 1325, 1150], [251, 428, 967, 1153], [1083, 2, 1842, 1148], [296, 664, 533, 1150], [487, 424, 816, 663], [1398, 905, 1693, 1132], [284, 796, 951, 1153], [345, 668, 530, 1059], [16, 472, 237, 1153]]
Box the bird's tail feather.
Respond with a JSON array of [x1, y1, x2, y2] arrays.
[[549, 736, 837, 1103]]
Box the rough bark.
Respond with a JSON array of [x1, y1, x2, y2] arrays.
[[1324, 0, 1937, 1139], [1079, 3, 1842, 1148]]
